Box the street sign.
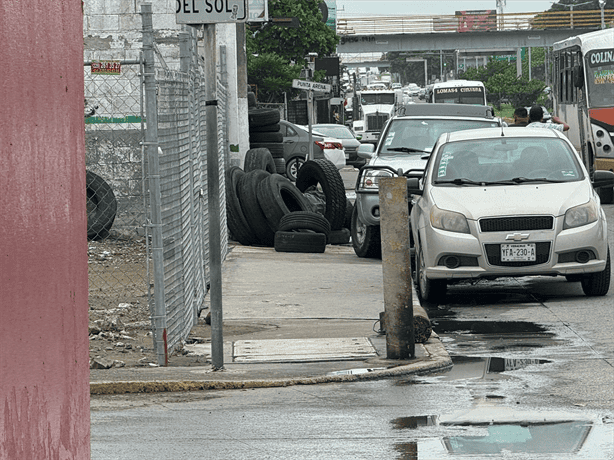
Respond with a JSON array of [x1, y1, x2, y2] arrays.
[[292, 79, 332, 93], [176, 0, 248, 24]]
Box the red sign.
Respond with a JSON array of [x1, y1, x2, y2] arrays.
[[91, 60, 121, 75]]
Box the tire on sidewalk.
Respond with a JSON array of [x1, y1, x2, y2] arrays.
[[225, 166, 257, 246], [274, 157, 286, 175], [236, 169, 275, 246], [87, 170, 117, 240], [244, 148, 276, 174], [248, 108, 280, 127], [328, 228, 351, 245], [295, 159, 347, 231], [250, 142, 284, 157], [256, 174, 313, 232], [250, 131, 283, 143], [278, 211, 331, 238], [274, 231, 327, 254]]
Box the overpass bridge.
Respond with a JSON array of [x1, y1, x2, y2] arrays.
[[336, 10, 612, 55]]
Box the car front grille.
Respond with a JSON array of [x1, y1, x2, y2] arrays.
[[479, 216, 554, 232], [345, 146, 357, 157], [366, 114, 388, 131], [485, 242, 551, 267]]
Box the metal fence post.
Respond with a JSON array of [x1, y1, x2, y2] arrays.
[[379, 177, 414, 360], [141, 3, 168, 366], [204, 24, 224, 371]]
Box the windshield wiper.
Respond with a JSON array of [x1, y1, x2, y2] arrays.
[[434, 178, 484, 186], [510, 177, 565, 183], [386, 147, 429, 154]]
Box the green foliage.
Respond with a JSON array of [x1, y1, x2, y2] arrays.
[[246, 0, 339, 102]]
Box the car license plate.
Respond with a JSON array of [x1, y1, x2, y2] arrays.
[[345, 152, 349, 159], [501, 243, 536, 262]]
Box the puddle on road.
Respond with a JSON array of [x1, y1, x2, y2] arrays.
[[432, 319, 549, 335], [390, 407, 612, 458]]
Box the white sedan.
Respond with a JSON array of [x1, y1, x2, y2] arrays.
[[407, 127, 614, 302]]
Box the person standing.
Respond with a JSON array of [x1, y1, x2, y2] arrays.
[[510, 107, 529, 127], [527, 105, 570, 131]]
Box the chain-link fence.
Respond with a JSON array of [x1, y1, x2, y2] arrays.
[[86, 12, 229, 365]]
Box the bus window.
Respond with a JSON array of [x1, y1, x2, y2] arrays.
[[586, 48, 614, 108]]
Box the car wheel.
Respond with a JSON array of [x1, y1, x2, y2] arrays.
[[416, 243, 447, 303], [86, 170, 117, 240], [581, 248, 611, 296], [285, 157, 305, 182], [350, 205, 381, 258]]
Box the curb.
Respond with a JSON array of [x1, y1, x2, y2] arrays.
[[90, 335, 452, 395]]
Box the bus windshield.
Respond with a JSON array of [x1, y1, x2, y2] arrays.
[[585, 48, 614, 108]]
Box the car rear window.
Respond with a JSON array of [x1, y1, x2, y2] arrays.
[[380, 119, 500, 156]]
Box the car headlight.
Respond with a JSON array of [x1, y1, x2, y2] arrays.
[[564, 200, 599, 229], [358, 169, 394, 191], [430, 206, 470, 234]]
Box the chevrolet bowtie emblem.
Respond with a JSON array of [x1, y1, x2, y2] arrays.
[[506, 233, 530, 241]]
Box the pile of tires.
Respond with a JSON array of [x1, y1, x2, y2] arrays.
[[225, 152, 352, 253], [247, 94, 285, 176]]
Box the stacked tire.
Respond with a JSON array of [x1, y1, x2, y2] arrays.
[[248, 103, 285, 176]]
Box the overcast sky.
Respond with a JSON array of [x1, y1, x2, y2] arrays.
[[336, 0, 556, 17]]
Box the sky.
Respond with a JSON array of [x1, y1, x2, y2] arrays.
[[336, 0, 557, 17]]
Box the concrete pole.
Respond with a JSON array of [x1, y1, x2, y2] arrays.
[[204, 24, 224, 371], [379, 177, 414, 360]]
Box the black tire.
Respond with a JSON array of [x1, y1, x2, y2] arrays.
[[248, 108, 280, 127], [279, 211, 331, 237], [249, 123, 281, 133], [295, 159, 347, 231], [350, 205, 381, 258], [285, 156, 306, 182], [250, 131, 283, 143], [256, 174, 313, 232], [247, 91, 257, 108], [328, 228, 351, 245], [344, 199, 354, 230], [244, 148, 276, 174], [416, 242, 447, 303], [274, 158, 286, 175], [581, 248, 611, 296], [86, 170, 117, 240], [236, 169, 275, 246], [225, 166, 257, 246], [598, 186, 614, 205], [274, 231, 327, 254], [250, 142, 284, 157]]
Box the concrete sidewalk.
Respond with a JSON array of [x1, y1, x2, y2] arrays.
[[90, 245, 452, 395]]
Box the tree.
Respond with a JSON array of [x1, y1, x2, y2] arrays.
[[247, 0, 339, 103]]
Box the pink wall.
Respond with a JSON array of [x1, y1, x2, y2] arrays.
[[0, 1, 90, 458]]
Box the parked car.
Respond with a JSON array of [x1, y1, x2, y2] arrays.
[[279, 120, 345, 181], [351, 104, 502, 258], [312, 123, 365, 169], [407, 127, 614, 302]]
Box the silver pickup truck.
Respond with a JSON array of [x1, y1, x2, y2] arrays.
[[351, 103, 503, 258]]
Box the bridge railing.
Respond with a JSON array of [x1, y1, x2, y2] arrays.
[[337, 10, 613, 35]]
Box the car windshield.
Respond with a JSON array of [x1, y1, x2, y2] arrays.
[[361, 93, 396, 105], [379, 118, 500, 156], [313, 126, 355, 139], [432, 138, 584, 185]]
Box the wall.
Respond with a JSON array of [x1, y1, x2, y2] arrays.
[[0, 1, 90, 458]]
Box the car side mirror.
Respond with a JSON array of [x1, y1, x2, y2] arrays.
[[357, 143, 375, 159], [593, 170, 614, 189], [406, 177, 423, 196]]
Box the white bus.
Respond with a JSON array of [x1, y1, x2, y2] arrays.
[[429, 80, 487, 105], [553, 29, 614, 202]]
